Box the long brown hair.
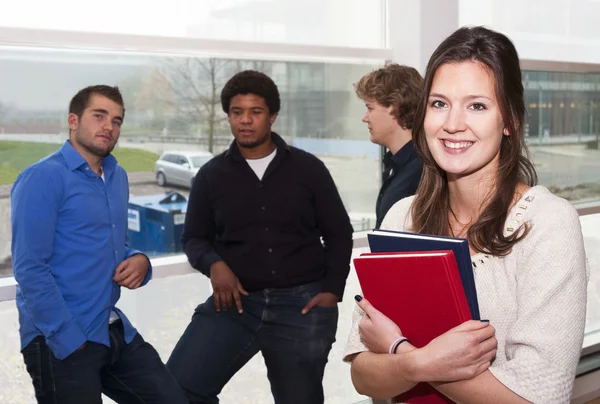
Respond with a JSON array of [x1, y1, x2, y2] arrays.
[[411, 26, 537, 256]]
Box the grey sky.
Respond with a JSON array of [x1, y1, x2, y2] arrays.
[[0, 50, 149, 110]]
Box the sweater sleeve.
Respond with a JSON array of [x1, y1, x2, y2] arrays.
[[488, 197, 588, 403], [343, 305, 369, 362], [379, 196, 415, 231]]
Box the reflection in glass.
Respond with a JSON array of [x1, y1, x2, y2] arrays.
[[523, 70, 600, 204], [0, 46, 382, 274], [0, 0, 386, 48]]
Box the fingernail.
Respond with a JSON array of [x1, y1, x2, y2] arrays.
[[480, 319, 489, 322], [354, 295, 363, 302]]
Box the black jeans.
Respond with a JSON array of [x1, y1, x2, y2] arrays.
[[167, 281, 339, 404], [21, 320, 189, 404]]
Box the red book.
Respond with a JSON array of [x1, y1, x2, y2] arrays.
[[353, 250, 472, 403]]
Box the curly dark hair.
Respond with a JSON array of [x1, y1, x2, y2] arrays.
[[69, 85, 125, 118], [221, 70, 280, 115]]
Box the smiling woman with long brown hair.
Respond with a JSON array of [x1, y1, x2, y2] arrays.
[[343, 26, 589, 404]]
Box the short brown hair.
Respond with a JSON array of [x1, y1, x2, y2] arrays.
[[69, 85, 125, 119], [354, 64, 423, 130]]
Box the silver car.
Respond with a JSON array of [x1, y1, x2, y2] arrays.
[[154, 151, 214, 188]]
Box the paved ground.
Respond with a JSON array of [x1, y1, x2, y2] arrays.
[[532, 145, 600, 191]]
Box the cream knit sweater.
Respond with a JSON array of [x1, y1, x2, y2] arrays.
[[344, 186, 590, 404]]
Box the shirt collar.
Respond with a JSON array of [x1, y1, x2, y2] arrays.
[[60, 140, 87, 171], [59, 140, 117, 174], [385, 140, 418, 170]]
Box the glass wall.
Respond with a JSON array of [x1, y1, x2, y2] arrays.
[[524, 70, 600, 204], [0, 46, 382, 276], [0, 0, 387, 49], [459, 0, 600, 66]]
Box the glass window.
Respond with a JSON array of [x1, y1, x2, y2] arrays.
[[0, 45, 382, 275], [190, 156, 212, 167], [0, 0, 387, 48], [525, 68, 600, 347], [524, 69, 600, 205], [582, 213, 600, 336], [161, 154, 174, 163], [460, 0, 600, 65]]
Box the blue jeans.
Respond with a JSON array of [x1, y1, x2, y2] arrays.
[[166, 281, 339, 404], [21, 320, 189, 404]]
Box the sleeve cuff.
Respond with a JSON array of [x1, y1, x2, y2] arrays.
[[199, 252, 223, 276], [45, 318, 87, 360], [321, 277, 347, 301], [343, 305, 369, 362]]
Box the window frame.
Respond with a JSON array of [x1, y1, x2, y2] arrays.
[[1, 19, 600, 403], [0, 26, 392, 64]]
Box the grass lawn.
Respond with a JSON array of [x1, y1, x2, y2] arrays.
[[0, 141, 158, 185]]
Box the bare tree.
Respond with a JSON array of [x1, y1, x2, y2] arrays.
[[150, 57, 273, 153]]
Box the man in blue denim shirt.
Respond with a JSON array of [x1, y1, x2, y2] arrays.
[[11, 85, 188, 404]]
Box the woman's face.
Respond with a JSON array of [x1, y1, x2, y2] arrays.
[[424, 60, 508, 182]]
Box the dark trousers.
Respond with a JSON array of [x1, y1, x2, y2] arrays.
[[21, 320, 189, 404], [166, 281, 339, 404]]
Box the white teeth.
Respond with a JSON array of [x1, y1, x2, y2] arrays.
[[443, 140, 473, 149]]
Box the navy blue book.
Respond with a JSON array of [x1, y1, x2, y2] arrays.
[[367, 229, 480, 320]]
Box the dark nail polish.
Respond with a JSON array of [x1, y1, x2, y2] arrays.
[[480, 319, 489, 322], [354, 295, 363, 302]]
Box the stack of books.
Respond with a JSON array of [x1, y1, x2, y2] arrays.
[[353, 229, 480, 403]]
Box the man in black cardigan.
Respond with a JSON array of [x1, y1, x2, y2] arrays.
[[167, 70, 354, 404]]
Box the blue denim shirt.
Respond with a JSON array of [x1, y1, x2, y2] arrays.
[[11, 141, 151, 360]]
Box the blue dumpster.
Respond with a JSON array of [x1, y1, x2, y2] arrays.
[[127, 192, 188, 257]]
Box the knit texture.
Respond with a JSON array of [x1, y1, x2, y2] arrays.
[[344, 186, 590, 403]]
